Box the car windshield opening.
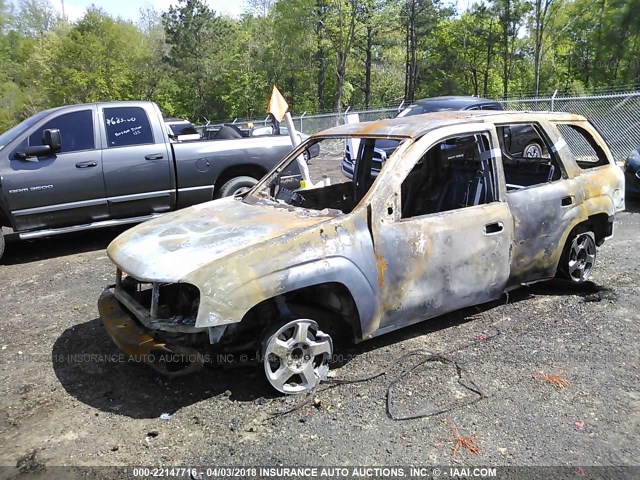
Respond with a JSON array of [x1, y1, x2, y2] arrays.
[[249, 136, 403, 214]]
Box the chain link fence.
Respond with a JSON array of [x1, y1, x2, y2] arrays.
[[200, 92, 639, 162], [502, 92, 640, 162]]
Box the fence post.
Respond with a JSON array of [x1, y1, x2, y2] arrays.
[[342, 106, 351, 126], [551, 89, 558, 112], [300, 111, 306, 132]]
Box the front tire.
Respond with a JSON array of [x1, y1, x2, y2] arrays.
[[218, 176, 258, 197], [558, 227, 597, 283], [0, 231, 4, 262], [262, 315, 333, 395]]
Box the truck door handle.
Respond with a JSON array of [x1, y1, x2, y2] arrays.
[[76, 161, 97, 168], [145, 153, 164, 160], [561, 196, 574, 206], [484, 222, 504, 234]]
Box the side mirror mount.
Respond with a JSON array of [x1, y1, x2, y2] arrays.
[[15, 145, 52, 161], [43, 129, 61, 153]]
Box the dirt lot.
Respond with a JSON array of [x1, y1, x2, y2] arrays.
[[0, 199, 639, 477]]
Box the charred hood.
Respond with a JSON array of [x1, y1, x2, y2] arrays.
[[106, 197, 336, 282]]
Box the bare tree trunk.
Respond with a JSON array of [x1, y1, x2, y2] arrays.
[[483, 16, 494, 97], [533, 0, 554, 96], [404, 0, 417, 103], [334, 52, 347, 111], [332, 0, 358, 112], [501, 0, 511, 98], [364, 25, 373, 108], [316, 0, 327, 110]]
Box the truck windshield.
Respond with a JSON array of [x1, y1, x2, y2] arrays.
[[250, 136, 403, 214], [0, 110, 50, 151]]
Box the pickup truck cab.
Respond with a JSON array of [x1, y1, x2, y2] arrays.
[[0, 101, 299, 261], [98, 111, 625, 394]]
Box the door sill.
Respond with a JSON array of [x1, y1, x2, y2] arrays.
[[18, 214, 162, 240]]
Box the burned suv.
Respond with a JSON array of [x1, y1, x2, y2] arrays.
[[99, 111, 625, 394]]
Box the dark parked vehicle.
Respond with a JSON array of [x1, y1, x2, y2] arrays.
[[624, 147, 640, 196], [0, 101, 301, 261], [342, 96, 542, 178]]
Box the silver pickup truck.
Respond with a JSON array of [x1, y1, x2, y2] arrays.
[[0, 101, 300, 261], [99, 110, 625, 394]]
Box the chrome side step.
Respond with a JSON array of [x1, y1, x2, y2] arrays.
[[18, 214, 162, 240]]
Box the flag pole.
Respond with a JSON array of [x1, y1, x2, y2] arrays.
[[267, 85, 312, 187], [283, 112, 312, 187]]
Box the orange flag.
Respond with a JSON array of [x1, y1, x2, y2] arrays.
[[266, 85, 289, 123]]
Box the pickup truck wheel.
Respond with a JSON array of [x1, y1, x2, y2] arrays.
[[262, 315, 333, 395], [219, 176, 258, 197], [558, 228, 597, 283], [0, 231, 4, 262]]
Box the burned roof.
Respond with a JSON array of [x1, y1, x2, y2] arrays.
[[318, 110, 587, 139]]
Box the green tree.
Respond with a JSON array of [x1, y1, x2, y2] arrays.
[[162, 0, 231, 120], [47, 8, 146, 105]]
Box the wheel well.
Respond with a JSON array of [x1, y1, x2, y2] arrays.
[[586, 213, 611, 246], [214, 165, 267, 194], [231, 283, 362, 348], [0, 205, 10, 228], [280, 283, 362, 342]]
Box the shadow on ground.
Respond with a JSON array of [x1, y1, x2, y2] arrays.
[[623, 195, 640, 213], [2, 226, 130, 265], [334, 278, 608, 363], [52, 318, 272, 419], [52, 278, 605, 418]]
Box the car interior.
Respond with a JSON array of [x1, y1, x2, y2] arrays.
[[497, 123, 563, 190], [401, 134, 497, 218]]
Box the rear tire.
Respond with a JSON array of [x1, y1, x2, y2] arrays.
[[558, 226, 597, 283], [0, 231, 4, 262], [218, 176, 258, 197]]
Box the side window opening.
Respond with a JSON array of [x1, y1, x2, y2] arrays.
[[27, 110, 94, 153], [104, 107, 154, 147], [554, 123, 609, 169], [401, 133, 497, 219], [497, 123, 563, 190]]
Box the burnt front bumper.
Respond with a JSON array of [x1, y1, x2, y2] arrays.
[[98, 287, 204, 377]]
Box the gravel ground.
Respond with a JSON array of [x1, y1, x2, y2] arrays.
[[0, 198, 638, 478]]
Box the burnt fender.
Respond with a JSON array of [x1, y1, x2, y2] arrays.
[[193, 256, 377, 335]]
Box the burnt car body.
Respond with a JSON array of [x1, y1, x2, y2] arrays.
[[99, 111, 625, 394], [341, 96, 540, 179], [624, 147, 640, 196]]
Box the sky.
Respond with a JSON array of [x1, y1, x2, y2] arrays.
[[48, 0, 249, 23]]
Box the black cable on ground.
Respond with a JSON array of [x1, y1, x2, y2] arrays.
[[385, 350, 486, 421], [268, 308, 507, 421]]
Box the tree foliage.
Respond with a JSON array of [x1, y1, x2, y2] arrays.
[[0, 0, 637, 131]]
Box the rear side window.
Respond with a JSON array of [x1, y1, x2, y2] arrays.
[[104, 107, 154, 147], [497, 123, 564, 190], [554, 123, 609, 169], [28, 110, 94, 153]]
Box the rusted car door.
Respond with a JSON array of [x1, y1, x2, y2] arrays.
[[496, 121, 575, 286], [369, 125, 513, 334]]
